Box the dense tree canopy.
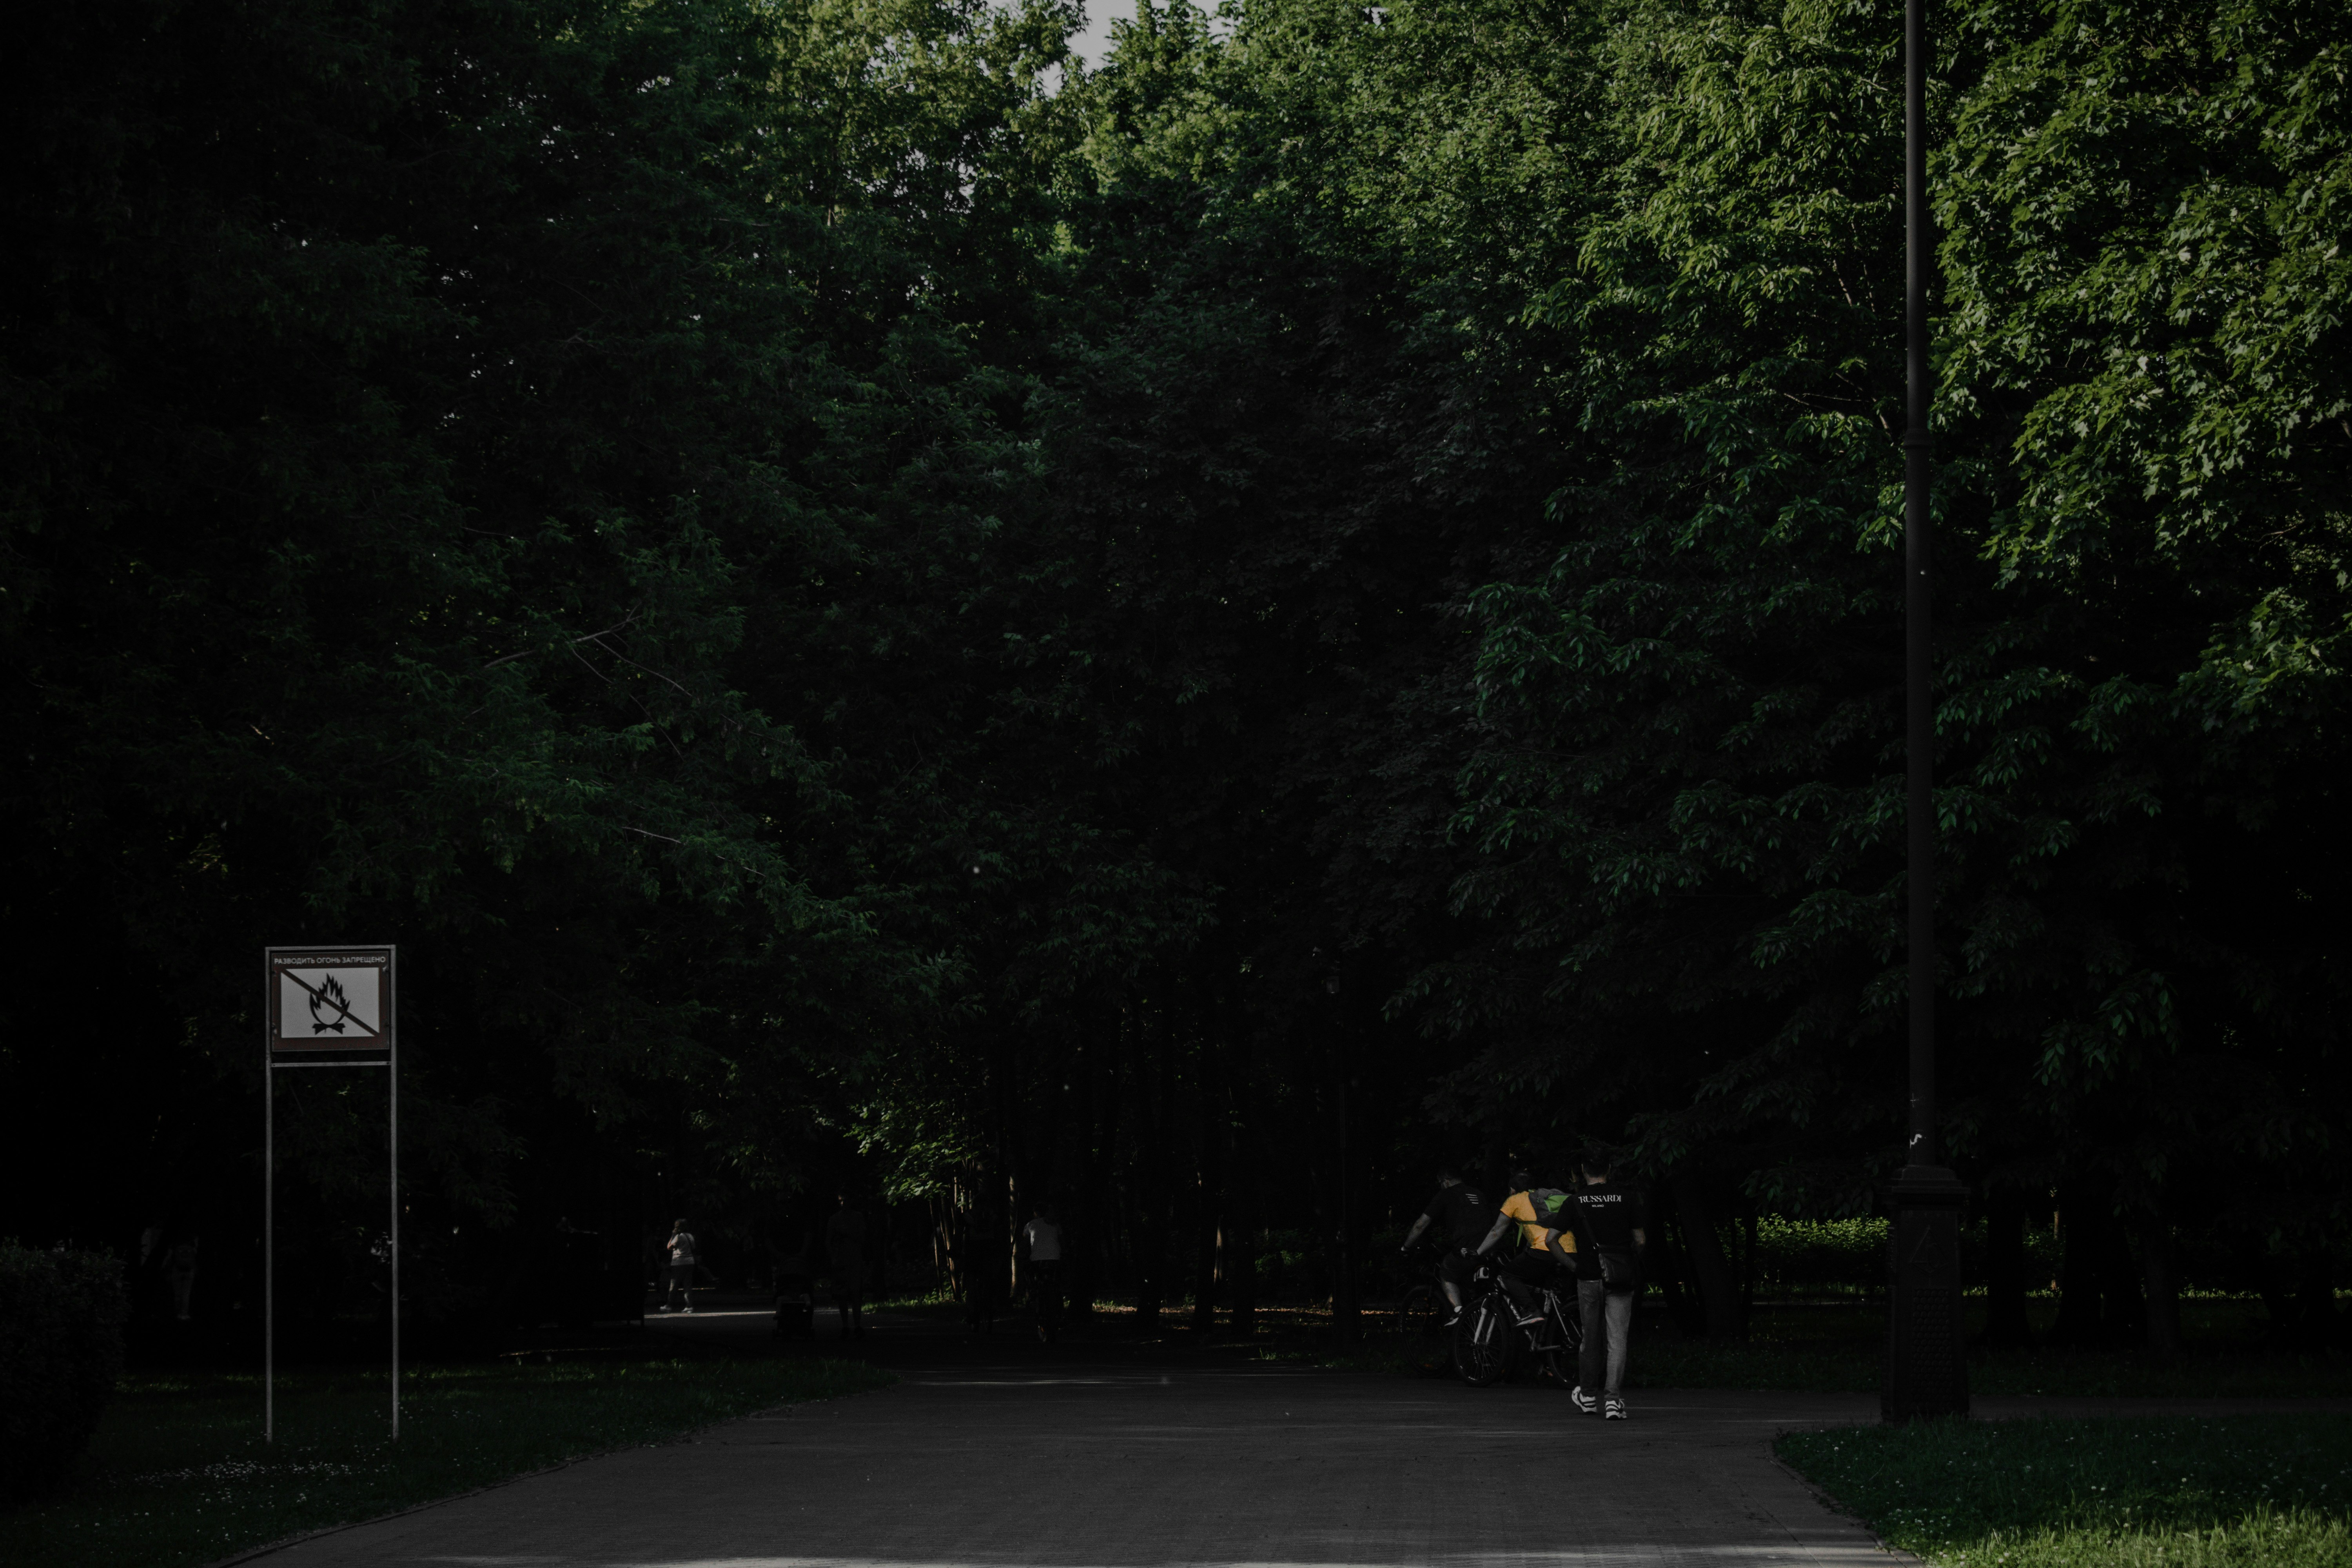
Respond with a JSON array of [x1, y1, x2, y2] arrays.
[[4, 0, 2346, 1345]]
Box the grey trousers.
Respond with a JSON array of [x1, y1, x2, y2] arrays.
[[1577, 1278, 1634, 1396]]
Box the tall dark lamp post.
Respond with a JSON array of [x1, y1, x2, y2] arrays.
[[1883, 0, 1969, 1423]]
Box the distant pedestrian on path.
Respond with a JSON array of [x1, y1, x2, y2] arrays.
[[1567, 1151, 1646, 1421], [1020, 1205, 1063, 1342], [663, 1219, 698, 1314], [827, 1195, 869, 1339]]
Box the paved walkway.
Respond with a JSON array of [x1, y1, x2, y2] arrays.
[[266, 1322, 1914, 1568]]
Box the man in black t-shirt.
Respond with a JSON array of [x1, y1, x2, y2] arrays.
[[1398, 1167, 1491, 1318], [1565, 1151, 1647, 1421]]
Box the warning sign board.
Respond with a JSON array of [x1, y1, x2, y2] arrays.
[[268, 947, 394, 1054]]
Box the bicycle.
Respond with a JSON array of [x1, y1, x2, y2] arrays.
[[1452, 1261, 1581, 1387]]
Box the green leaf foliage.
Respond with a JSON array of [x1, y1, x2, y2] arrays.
[[5, 0, 2348, 1335]]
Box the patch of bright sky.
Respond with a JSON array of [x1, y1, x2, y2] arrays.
[[1067, 1, 1116, 70], [1058, 0, 1235, 74]]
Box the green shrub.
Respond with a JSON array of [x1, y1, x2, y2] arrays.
[[1755, 1216, 1889, 1293], [0, 1245, 128, 1505]]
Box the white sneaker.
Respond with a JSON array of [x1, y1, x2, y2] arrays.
[[682, 1306, 695, 1315], [1604, 1396, 1627, 1420], [660, 1304, 675, 1313], [1570, 1386, 1597, 1415]]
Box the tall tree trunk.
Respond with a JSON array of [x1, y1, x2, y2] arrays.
[[1190, 1216, 1220, 1336], [989, 1029, 1018, 1314], [2240, 1241, 2293, 1344], [1191, 989, 1223, 1337], [2297, 1252, 2337, 1348], [2140, 1213, 2183, 1360], [2098, 1206, 2146, 1343], [1226, 1004, 1258, 1342], [1739, 1210, 1758, 1330], [1071, 1004, 1121, 1320], [1670, 1167, 1742, 1339], [1982, 1185, 2032, 1347], [931, 1193, 953, 1299], [1332, 1045, 1361, 1343], [2050, 1178, 2103, 1345], [1136, 993, 1176, 1328], [1229, 1210, 1257, 1341], [1649, 1204, 1701, 1334]]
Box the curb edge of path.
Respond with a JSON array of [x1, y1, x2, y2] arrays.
[[196, 1376, 899, 1568], [1768, 1436, 1916, 1564]]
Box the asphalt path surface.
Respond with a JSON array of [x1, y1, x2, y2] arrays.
[[256, 1303, 1928, 1568], [255, 1304, 2352, 1568]]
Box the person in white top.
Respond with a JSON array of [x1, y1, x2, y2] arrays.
[[663, 1219, 697, 1314], [1020, 1206, 1063, 1342]]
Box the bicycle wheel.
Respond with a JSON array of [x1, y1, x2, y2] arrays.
[[1453, 1296, 1514, 1387], [1397, 1284, 1444, 1339], [1554, 1290, 1584, 1354], [1522, 1292, 1573, 1385], [1400, 1284, 1455, 1375]]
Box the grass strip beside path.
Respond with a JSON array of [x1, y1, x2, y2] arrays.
[[1640, 1339, 2352, 1398], [1779, 1413, 2352, 1567], [4, 1356, 892, 1568]]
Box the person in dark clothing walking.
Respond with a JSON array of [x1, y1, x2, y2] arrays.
[[1020, 1205, 1063, 1342], [1566, 1151, 1646, 1420], [1398, 1166, 1492, 1320]]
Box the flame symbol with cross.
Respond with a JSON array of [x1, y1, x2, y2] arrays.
[[310, 975, 352, 1034]]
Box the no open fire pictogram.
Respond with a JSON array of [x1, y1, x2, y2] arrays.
[[269, 949, 392, 1053]]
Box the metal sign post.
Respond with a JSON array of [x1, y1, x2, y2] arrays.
[[264, 946, 398, 1443]]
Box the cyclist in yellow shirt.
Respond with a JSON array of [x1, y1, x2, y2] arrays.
[[1474, 1171, 1577, 1328]]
